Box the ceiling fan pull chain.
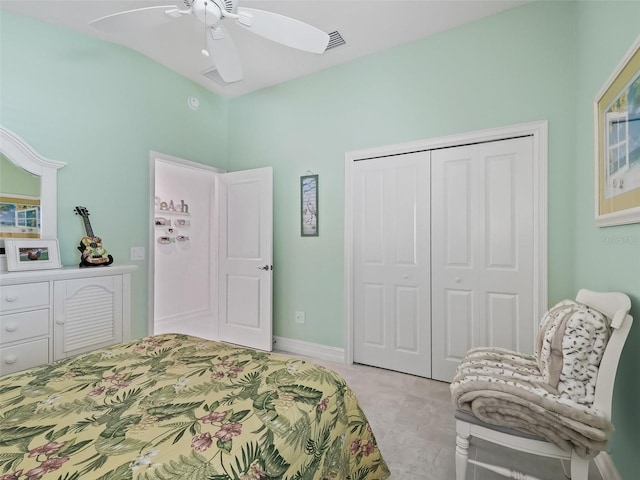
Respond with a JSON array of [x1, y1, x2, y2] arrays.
[[202, 1, 210, 57]]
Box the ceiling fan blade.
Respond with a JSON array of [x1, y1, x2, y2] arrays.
[[89, 5, 180, 33], [207, 26, 243, 83], [235, 7, 329, 54]]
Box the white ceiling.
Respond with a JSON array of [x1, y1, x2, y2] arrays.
[[1, 0, 527, 98]]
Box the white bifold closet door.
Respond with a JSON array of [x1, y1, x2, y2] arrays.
[[431, 137, 534, 381], [352, 136, 535, 381], [353, 152, 432, 378]]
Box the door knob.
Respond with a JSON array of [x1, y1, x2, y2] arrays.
[[258, 265, 270, 271]]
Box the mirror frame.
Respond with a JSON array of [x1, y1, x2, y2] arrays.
[[0, 125, 66, 252]]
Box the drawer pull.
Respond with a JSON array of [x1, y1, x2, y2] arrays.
[[5, 324, 17, 332], [5, 295, 17, 302], [4, 355, 17, 364]]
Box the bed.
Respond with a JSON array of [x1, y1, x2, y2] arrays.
[[0, 334, 390, 480]]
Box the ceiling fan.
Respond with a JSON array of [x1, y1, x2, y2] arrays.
[[90, 0, 330, 84]]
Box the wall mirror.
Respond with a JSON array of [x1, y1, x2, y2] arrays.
[[0, 126, 65, 256]]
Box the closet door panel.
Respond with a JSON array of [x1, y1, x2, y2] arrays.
[[353, 152, 431, 378], [443, 289, 474, 361], [486, 292, 518, 348], [362, 171, 385, 263], [486, 155, 516, 267], [362, 283, 385, 346], [431, 137, 535, 382], [442, 159, 473, 267]]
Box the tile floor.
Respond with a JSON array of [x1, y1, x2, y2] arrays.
[[283, 353, 605, 480]]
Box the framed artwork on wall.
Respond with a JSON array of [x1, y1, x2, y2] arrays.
[[594, 34, 640, 227], [5, 238, 61, 271], [301, 174, 318, 236]]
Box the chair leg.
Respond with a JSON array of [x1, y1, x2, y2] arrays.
[[570, 453, 590, 480], [455, 421, 471, 480]]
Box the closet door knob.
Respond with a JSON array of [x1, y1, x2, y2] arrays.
[[5, 324, 17, 332], [4, 355, 17, 364]]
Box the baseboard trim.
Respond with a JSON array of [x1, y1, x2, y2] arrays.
[[595, 452, 621, 480], [273, 336, 345, 364]]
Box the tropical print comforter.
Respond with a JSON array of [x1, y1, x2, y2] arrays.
[[0, 334, 390, 480]]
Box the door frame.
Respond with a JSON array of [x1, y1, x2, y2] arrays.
[[343, 121, 548, 365], [148, 151, 225, 336]]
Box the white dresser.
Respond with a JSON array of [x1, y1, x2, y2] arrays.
[[0, 265, 136, 376]]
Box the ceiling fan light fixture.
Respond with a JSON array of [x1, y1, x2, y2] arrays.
[[193, 0, 221, 26], [90, 0, 329, 84]]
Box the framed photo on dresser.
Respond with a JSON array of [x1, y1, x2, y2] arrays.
[[5, 238, 62, 271]]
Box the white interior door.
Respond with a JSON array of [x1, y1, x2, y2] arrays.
[[217, 167, 273, 351], [352, 152, 431, 377], [431, 137, 535, 381]]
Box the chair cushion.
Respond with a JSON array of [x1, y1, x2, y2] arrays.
[[535, 299, 610, 404]]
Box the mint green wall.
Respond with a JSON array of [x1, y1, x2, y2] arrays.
[[228, 1, 577, 347], [227, 1, 640, 474], [573, 2, 640, 478], [0, 153, 40, 195], [3, 1, 640, 476], [0, 11, 229, 339]]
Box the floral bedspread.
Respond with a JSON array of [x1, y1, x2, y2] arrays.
[[0, 334, 390, 480]]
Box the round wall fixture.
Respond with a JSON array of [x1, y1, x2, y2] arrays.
[[188, 96, 200, 110]]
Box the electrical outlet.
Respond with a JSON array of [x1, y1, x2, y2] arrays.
[[295, 311, 306, 324]]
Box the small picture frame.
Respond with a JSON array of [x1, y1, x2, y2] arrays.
[[5, 238, 62, 271], [301, 174, 318, 237]]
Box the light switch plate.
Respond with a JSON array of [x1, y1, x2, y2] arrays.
[[130, 246, 145, 261]]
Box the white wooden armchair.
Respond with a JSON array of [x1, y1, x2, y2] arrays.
[[451, 289, 633, 480]]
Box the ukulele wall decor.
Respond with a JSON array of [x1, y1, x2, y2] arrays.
[[74, 206, 113, 267]]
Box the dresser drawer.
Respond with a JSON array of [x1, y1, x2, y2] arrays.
[[0, 338, 49, 376], [1, 309, 49, 345], [0, 282, 49, 312]]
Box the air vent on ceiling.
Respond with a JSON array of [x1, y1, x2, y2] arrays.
[[203, 68, 242, 86], [325, 31, 346, 51], [203, 68, 227, 85]]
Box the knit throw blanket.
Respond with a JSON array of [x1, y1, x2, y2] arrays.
[[450, 300, 613, 458]]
